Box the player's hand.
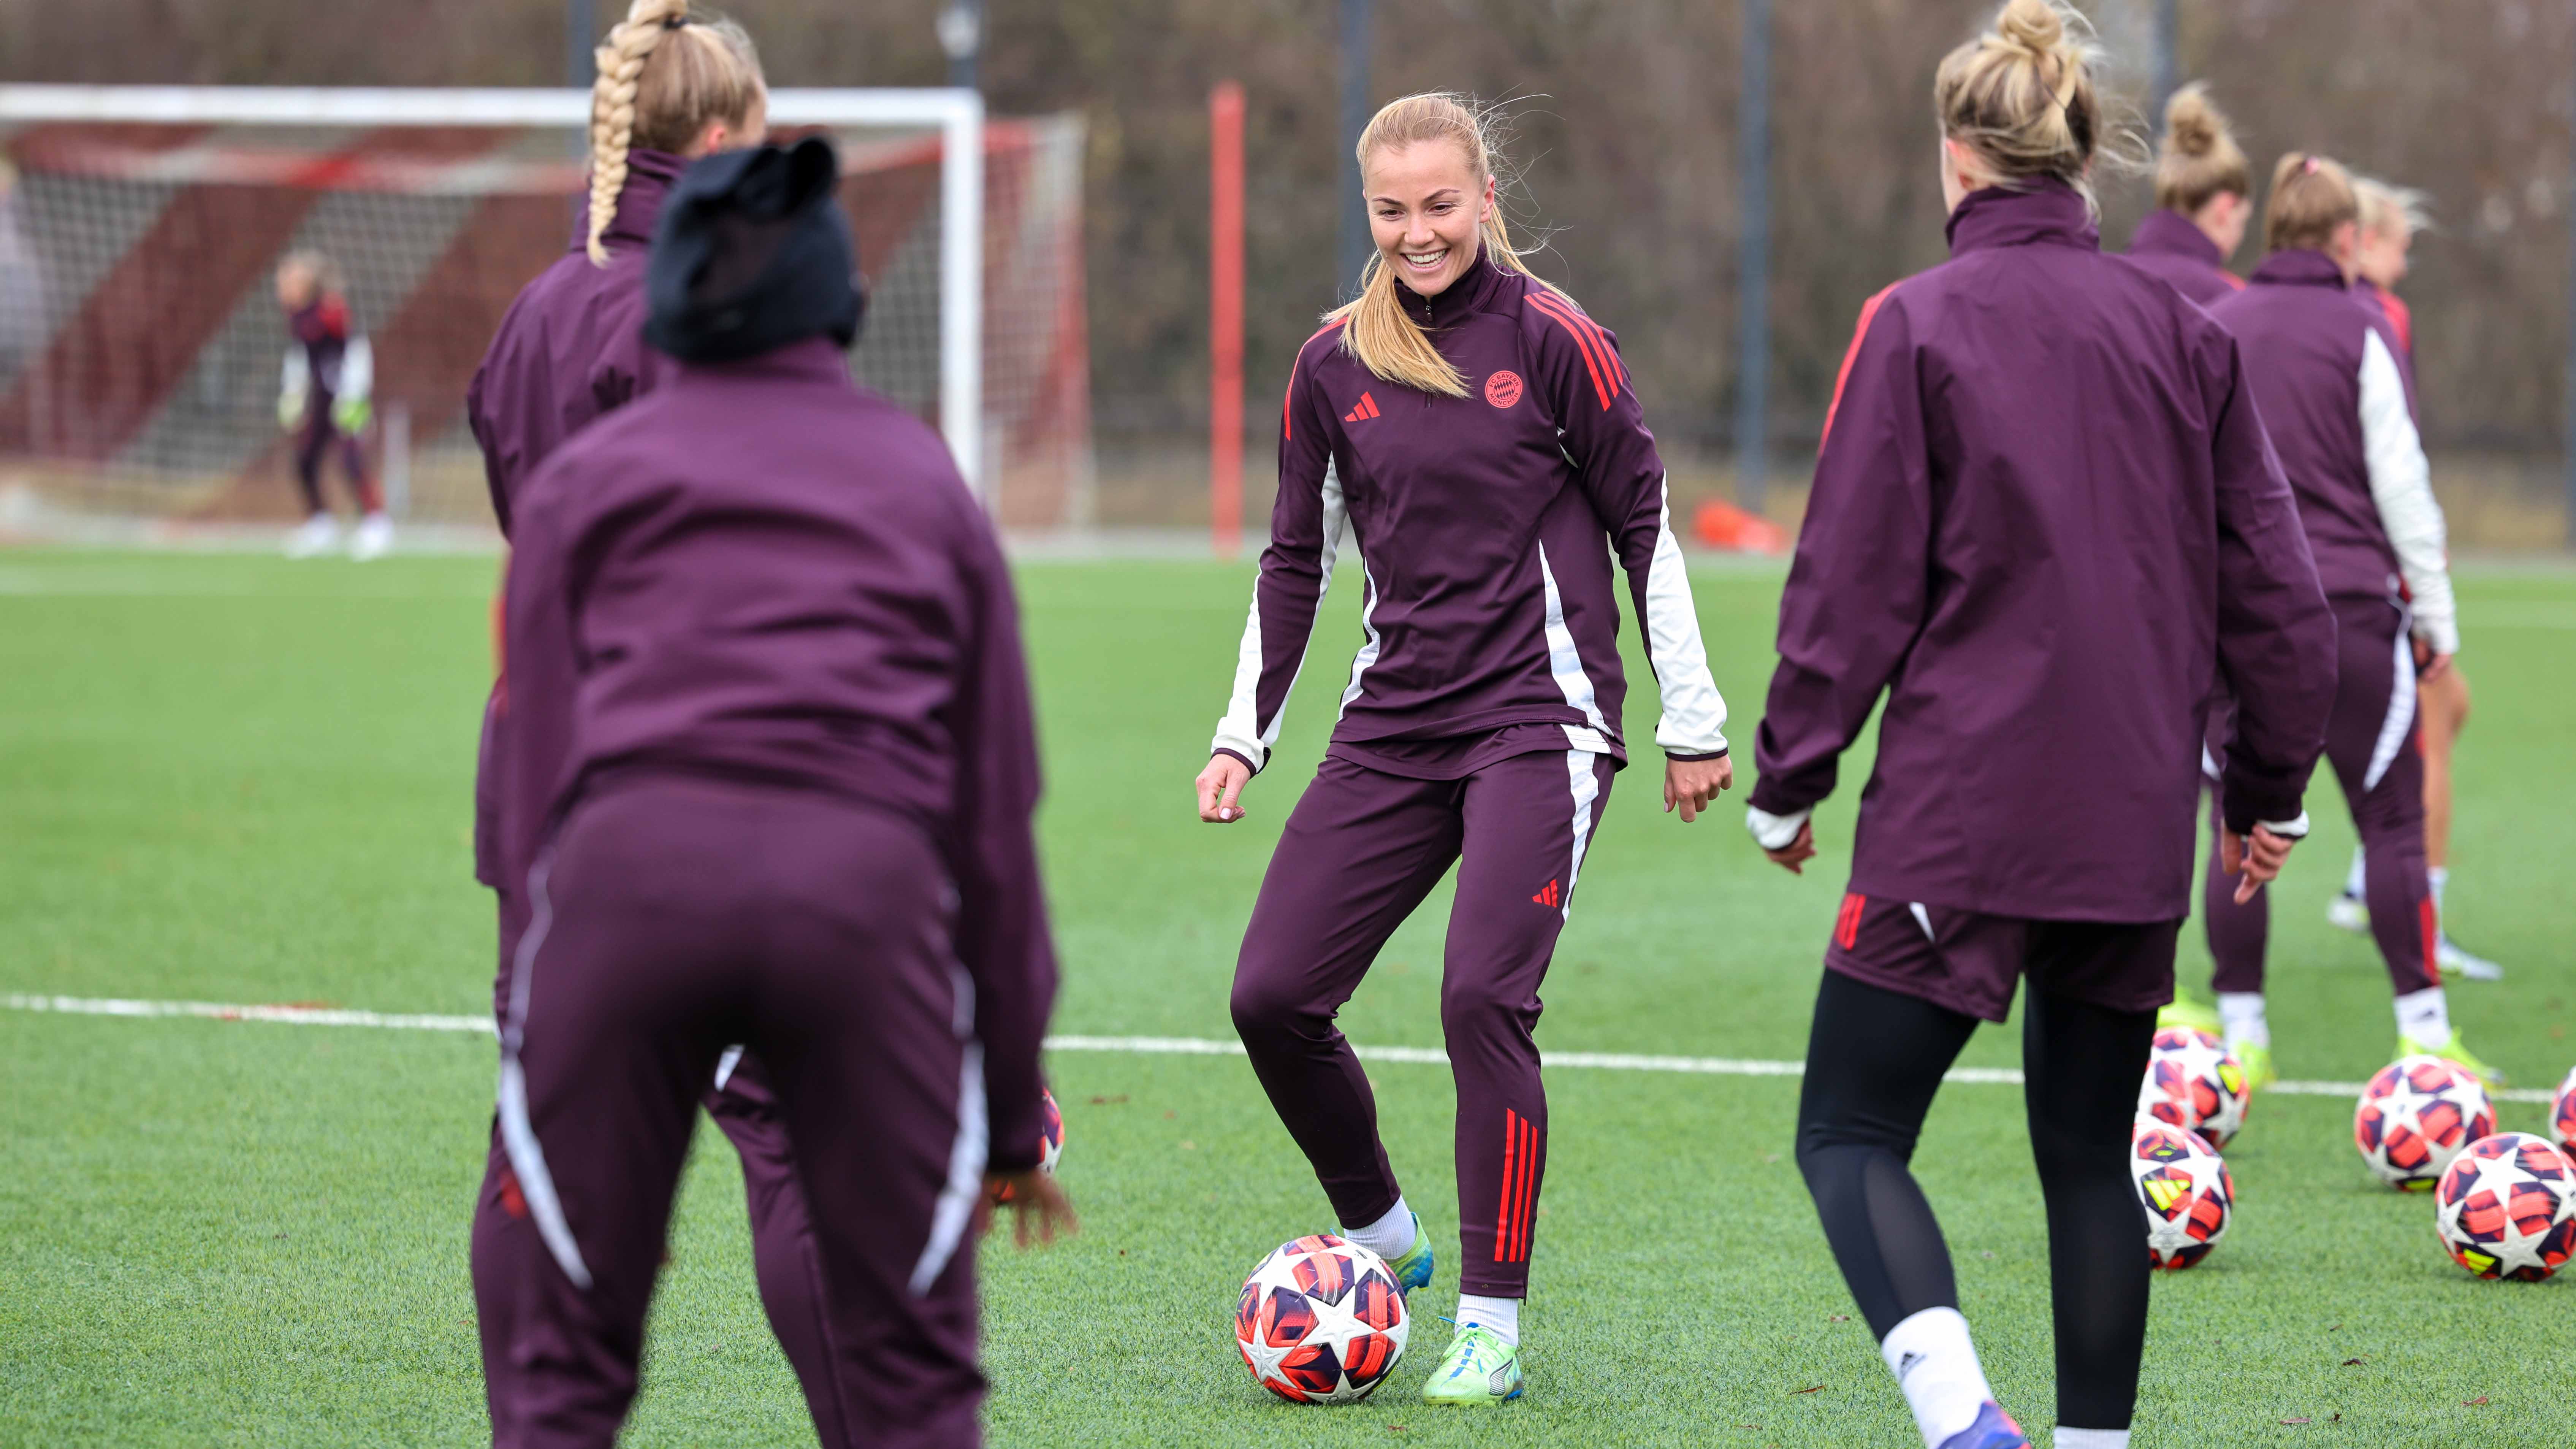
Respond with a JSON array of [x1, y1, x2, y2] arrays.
[[2413, 638, 2454, 684], [1197, 754, 1252, 823], [2219, 823, 2298, 905], [1764, 819, 1818, 874], [981, 1169, 1077, 1248], [333, 395, 372, 436], [1662, 755, 1734, 823]]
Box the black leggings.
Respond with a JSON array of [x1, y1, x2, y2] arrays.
[[1795, 970, 2155, 1433]]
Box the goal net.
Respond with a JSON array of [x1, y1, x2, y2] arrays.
[[0, 86, 1090, 539]]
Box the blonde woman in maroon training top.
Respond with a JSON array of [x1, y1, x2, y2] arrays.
[[1196, 92, 1732, 1405]]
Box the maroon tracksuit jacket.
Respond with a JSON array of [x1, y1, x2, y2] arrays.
[[1218, 252, 1728, 1297], [2197, 250, 2457, 998], [1753, 182, 2336, 959], [2124, 207, 2246, 309]]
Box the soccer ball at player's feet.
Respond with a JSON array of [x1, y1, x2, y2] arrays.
[[2552, 1067, 2576, 1157], [2354, 1056, 2495, 1191], [1236, 1235, 1408, 1403], [2132, 1121, 2233, 1270], [2433, 1133, 2576, 1282], [2137, 1027, 2251, 1150], [989, 1088, 1063, 1204]]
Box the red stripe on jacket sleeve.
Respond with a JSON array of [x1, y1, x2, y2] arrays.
[[1820, 282, 1901, 454], [1528, 293, 1613, 411]]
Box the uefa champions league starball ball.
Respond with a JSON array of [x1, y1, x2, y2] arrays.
[[2549, 1066, 2576, 1157], [2132, 1121, 2234, 1270], [2137, 1027, 2252, 1150], [1235, 1234, 1409, 1403], [2433, 1133, 2576, 1282], [2353, 1056, 2495, 1191]]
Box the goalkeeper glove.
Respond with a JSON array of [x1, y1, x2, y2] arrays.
[[333, 395, 373, 437]]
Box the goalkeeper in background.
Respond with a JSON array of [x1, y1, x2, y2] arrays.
[[275, 250, 391, 560]]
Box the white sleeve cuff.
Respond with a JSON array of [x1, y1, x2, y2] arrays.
[[1746, 805, 1811, 851], [2257, 813, 2310, 840], [2414, 617, 2460, 658]]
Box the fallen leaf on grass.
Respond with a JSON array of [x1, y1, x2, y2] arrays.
[[1790, 1385, 1824, 1395], [2464, 1397, 2489, 1406], [2342, 1357, 2367, 1367], [2281, 1417, 2310, 1425], [1088, 1094, 1128, 1105], [1828, 1314, 1850, 1322]]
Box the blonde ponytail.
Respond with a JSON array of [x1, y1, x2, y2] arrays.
[[2352, 176, 2432, 243], [2262, 151, 2359, 255], [1934, 0, 2139, 212], [585, 0, 766, 267], [1326, 92, 1565, 399], [2153, 83, 2252, 213]]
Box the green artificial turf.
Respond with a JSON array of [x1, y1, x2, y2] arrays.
[[1, 548, 2571, 1447]]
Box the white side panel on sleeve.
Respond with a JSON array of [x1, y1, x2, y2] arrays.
[[1638, 476, 1731, 755], [1210, 463, 1347, 769], [2357, 329, 2456, 655], [337, 335, 374, 405]]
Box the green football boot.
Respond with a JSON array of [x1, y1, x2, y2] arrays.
[[1422, 1324, 1523, 1406], [2157, 990, 2221, 1036], [2397, 1030, 2505, 1089], [2233, 1040, 2278, 1093], [1381, 1213, 1435, 1295]]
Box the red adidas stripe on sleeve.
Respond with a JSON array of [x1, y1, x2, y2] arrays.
[[1819, 282, 1900, 454], [1528, 292, 1617, 411]]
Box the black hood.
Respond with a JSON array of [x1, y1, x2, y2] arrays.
[[644, 136, 865, 363]]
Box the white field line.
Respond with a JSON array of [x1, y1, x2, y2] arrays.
[[7, 995, 2554, 1103]]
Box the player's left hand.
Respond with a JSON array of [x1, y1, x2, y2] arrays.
[[1762, 818, 1817, 874], [2218, 823, 2298, 906], [2412, 636, 2454, 683], [333, 395, 373, 436], [980, 1169, 1077, 1248], [1663, 755, 1734, 823]]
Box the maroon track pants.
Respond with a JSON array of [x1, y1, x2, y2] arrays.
[[471, 777, 985, 1449], [1229, 748, 1614, 1299], [2203, 594, 2438, 998]]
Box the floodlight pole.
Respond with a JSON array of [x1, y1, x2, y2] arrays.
[[1735, 0, 1771, 511], [566, 0, 595, 87], [938, 2, 984, 93], [1337, 0, 1374, 303]]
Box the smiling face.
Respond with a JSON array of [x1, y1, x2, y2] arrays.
[[274, 258, 319, 311], [1364, 140, 1492, 298]]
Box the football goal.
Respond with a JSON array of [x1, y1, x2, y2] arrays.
[[0, 85, 1091, 537]]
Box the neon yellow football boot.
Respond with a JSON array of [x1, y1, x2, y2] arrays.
[[1381, 1213, 1434, 1295], [2397, 1030, 2505, 1089], [2233, 1040, 2278, 1092], [2158, 990, 2222, 1037], [1422, 1324, 1522, 1406]]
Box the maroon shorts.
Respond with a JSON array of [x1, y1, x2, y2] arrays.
[[1823, 892, 2181, 1024]]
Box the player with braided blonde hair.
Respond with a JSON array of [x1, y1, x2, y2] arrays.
[[464, 4, 832, 1443]]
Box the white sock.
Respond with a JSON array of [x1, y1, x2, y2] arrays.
[[2217, 992, 2270, 1052], [2395, 986, 2451, 1046], [1456, 1292, 1520, 1346], [1340, 1197, 1416, 1262], [1881, 1307, 1991, 1449], [2428, 866, 2448, 915], [2345, 846, 2367, 899], [2056, 1430, 2131, 1449]]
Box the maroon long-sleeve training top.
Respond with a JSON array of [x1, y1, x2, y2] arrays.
[[2211, 250, 2456, 655], [497, 338, 1058, 1168], [466, 149, 685, 539], [1210, 251, 1730, 780], [2124, 208, 2246, 309], [1750, 181, 2337, 922]]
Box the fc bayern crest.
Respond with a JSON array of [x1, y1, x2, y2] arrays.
[[1484, 370, 1524, 408]]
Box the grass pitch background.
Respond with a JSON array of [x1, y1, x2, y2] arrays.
[[1, 549, 2571, 1446]]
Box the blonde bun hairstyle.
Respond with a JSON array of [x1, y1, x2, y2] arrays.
[[1934, 0, 2137, 212], [2154, 84, 2253, 214], [1326, 93, 1565, 399], [2263, 151, 2359, 254], [585, 0, 766, 266]]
